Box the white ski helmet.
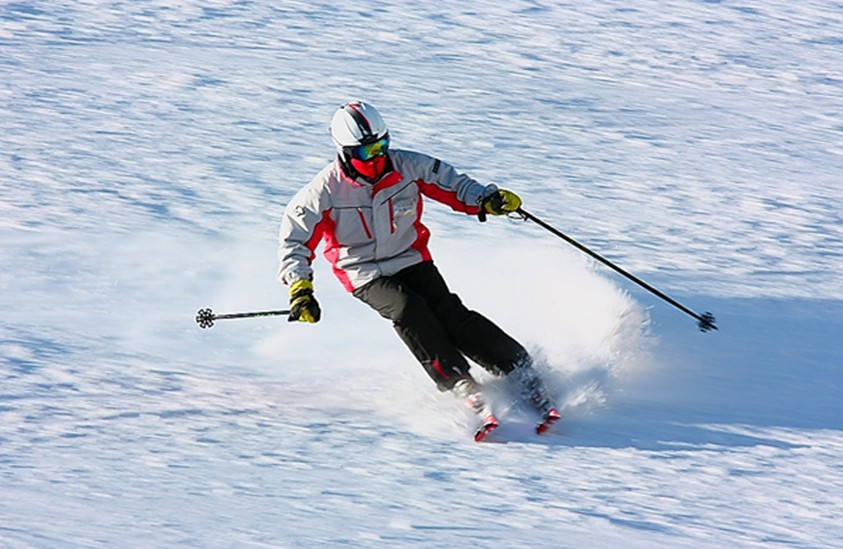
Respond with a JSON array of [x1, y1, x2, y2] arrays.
[[330, 101, 389, 153]]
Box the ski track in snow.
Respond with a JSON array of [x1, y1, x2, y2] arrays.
[[2, 1, 842, 548]]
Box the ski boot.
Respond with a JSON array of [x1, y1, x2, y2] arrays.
[[452, 377, 499, 442], [508, 365, 561, 435]]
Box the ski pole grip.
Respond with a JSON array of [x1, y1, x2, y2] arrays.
[[477, 201, 488, 223], [477, 193, 493, 223]]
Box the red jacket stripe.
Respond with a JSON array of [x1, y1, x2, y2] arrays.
[[416, 178, 480, 215], [411, 193, 432, 261]]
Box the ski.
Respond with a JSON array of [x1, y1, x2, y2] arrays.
[[474, 414, 500, 442], [453, 372, 559, 441], [535, 408, 561, 435], [508, 364, 561, 435], [452, 377, 500, 442]]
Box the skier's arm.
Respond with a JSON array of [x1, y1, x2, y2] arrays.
[[404, 152, 523, 217], [277, 183, 331, 286], [401, 151, 496, 214]]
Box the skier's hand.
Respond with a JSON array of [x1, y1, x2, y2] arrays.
[[483, 189, 522, 215], [288, 279, 321, 323]]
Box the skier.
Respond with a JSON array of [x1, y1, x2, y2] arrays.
[[276, 101, 560, 440]]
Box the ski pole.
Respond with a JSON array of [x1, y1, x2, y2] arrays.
[[195, 307, 290, 329], [515, 208, 718, 332]]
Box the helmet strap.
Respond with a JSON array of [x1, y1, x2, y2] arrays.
[[338, 152, 360, 180]]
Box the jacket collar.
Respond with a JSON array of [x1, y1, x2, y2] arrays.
[[372, 169, 403, 194]]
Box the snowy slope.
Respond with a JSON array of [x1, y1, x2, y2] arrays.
[[2, 1, 842, 548]]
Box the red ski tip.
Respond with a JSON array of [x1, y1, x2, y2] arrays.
[[474, 415, 500, 442], [536, 408, 561, 435]]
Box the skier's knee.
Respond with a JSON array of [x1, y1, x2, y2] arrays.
[[390, 291, 427, 326]]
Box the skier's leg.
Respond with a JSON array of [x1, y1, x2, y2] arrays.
[[395, 261, 529, 375], [395, 261, 559, 426], [352, 274, 471, 391], [507, 363, 556, 415]]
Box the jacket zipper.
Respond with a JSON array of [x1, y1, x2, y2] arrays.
[[388, 198, 395, 234], [357, 208, 373, 239]]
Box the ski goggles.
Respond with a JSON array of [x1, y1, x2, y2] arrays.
[[346, 135, 390, 161]]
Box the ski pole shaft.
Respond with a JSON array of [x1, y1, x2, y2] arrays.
[[517, 208, 717, 332], [195, 307, 290, 329]]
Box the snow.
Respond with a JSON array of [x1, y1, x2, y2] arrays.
[[2, 1, 842, 547]]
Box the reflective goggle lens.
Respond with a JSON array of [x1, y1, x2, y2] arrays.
[[350, 136, 389, 161]]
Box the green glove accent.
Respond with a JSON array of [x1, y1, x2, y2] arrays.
[[483, 189, 522, 215], [288, 279, 321, 323]]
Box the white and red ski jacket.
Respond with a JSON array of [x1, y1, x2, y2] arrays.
[[277, 149, 496, 291]]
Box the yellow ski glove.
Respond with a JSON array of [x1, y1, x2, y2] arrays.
[[288, 279, 321, 323], [483, 189, 522, 215]]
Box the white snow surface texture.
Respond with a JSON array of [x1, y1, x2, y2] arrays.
[[2, 1, 842, 548]]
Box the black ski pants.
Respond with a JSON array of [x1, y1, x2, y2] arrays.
[[352, 260, 529, 391]]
